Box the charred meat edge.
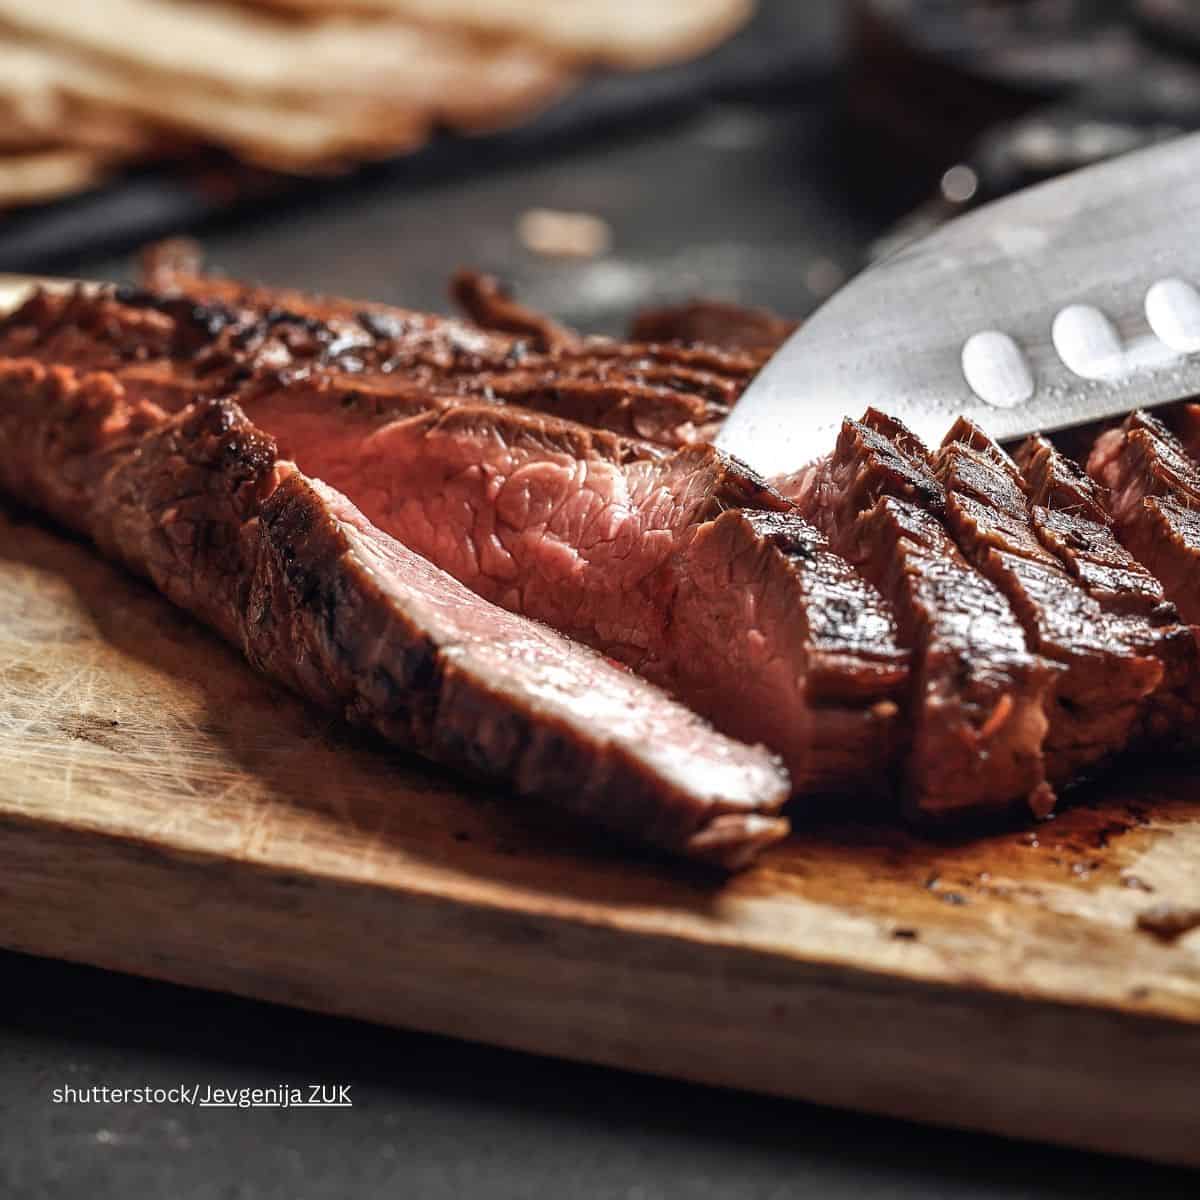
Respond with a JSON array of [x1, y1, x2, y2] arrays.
[[784, 409, 1058, 820], [1015, 432, 1180, 622], [936, 418, 1163, 783], [1088, 410, 1200, 627], [1014, 431, 1199, 751], [2, 284, 738, 448], [127, 244, 764, 445], [0, 358, 790, 867]]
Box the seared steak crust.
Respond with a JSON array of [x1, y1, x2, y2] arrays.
[[130, 249, 761, 446], [936, 420, 1162, 783], [31, 257, 1200, 830], [1, 280, 742, 448], [1014, 431, 1199, 749], [450, 270, 580, 354], [1088, 411, 1200, 625], [1017, 433, 1108, 522], [0, 358, 791, 867], [1016, 432, 1177, 622], [786, 411, 1058, 820]]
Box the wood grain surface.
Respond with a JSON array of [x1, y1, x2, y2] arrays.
[[1, 502, 1198, 1165]]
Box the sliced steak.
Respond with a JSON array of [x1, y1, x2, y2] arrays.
[[216, 376, 909, 796], [1088, 411, 1200, 625], [1014, 431, 1199, 749], [0, 283, 910, 797], [131, 248, 761, 446], [785, 410, 1058, 820], [0, 283, 738, 447], [936, 419, 1162, 783], [0, 358, 791, 868], [1015, 432, 1177, 622]]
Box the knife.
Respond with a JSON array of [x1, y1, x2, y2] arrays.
[[717, 132, 1200, 478]]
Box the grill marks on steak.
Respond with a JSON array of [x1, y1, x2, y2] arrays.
[[0, 358, 791, 867], [1015, 433, 1176, 621], [223, 378, 908, 795], [786, 411, 1057, 820], [139, 271, 734, 446], [667, 508, 908, 792], [1088, 411, 1200, 626], [1013, 431, 1200, 750], [935, 420, 1163, 783], [130, 251, 759, 447], [1, 284, 737, 447], [24, 258, 1200, 830]]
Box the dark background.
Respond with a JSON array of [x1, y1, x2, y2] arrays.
[[1, 2, 1196, 1196]]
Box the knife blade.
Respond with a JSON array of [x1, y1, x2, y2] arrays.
[[717, 132, 1200, 478]]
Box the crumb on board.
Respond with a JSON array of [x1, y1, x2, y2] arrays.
[[518, 208, 613, 259]]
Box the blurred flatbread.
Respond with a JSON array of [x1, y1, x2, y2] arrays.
[[0, 42, 159, 154], [247, 0, 756, 67], [0, 146, 111, 205], [0, 1, 570, 116], [0, 0, 747, 205], [1, 40, 431, 169], [0, 105, 154, 155], [0, 3, 571, 172]]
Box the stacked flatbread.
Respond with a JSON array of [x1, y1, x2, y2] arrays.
[[0, 0, 753, 206]]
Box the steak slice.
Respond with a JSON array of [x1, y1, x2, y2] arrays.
[[132, 246, 760, 445], [0, 358, 790, 868], [0, 283, 734, 447], [1088, 411, 1200, 625], [0, 284, 911, 796], [935, 419, 1163, 783], [1014, 431, 1199, 749], [1015, 432, 1177, 622], [785, 411, 1058, 820], [214, 376, 909, 796]]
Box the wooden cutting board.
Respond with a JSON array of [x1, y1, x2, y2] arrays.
[[2, 502, 1199, 1166]]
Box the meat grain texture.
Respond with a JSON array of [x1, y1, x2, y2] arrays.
[[0, 356, 790, 867]]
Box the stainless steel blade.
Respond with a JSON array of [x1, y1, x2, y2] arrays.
[[717, 133, 1200, 478]]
